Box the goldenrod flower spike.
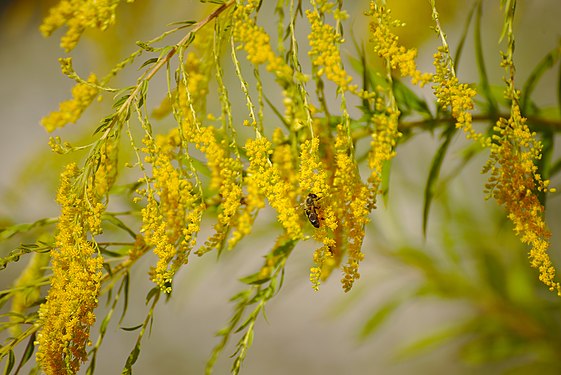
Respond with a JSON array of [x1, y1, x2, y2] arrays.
[[40, 0, 134, 52], [246, 136, 303, 240], [333, 126, 371, 292], [194, 126, 243, 255], [369, 1, 432, 86], [484, 104, 561, 295], [232, 0, 293, 82], [140, 131, 202, 293], [306, 8, 354, 93], [298, 137, 338, 290], [36, 164, 104, 375], [41, 74, 99, 132]]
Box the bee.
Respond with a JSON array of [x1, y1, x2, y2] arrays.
[[304, 193, 321, 228]]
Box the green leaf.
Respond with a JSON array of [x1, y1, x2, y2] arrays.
[[474, 0, 498, 117], [392, 79, 432, 119], [93, 115, 116, 135], [3, 349, 15, 375], [499, 0, 515, 43], [0, 241, 52, 271], [167, 20, 196, 27], [120, 273, 130, 324], [120, 324, 143, 332], [0, 218, 56, 241], [395, 321, 473, 360], [188, 157, 212, 178], [239, 272, 271, 285], [17, 332, 36, 372], [145, 287, 160, 305], [100, 312, 112, 335], [264, 95, 290, 130], [423, 126, 456, 236], [113, 94, 131, 109], [135, 41, 155, 52], [102, 213, 137, 239], [521, 44, 561, 115], [452, 1, 477, 72], [122, 342, 140, 375], [137, 80, 149, 108], [359, 299, 402, 340], [139, 58, 159, 70], [393, 246, 436, 273]]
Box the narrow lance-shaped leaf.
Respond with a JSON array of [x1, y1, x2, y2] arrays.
[[423, 126, 456, 236], [453, 0, 477, 72], [359, 298, 402, 340], [475, 0, 498, 118], [521, 44, 561, 115]]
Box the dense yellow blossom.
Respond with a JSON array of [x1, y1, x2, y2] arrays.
[[432, 47, 489, 146], [41, 74, 99, 132], [246, 136, 302, 240], [193, 126, 243, 255], [299, 137, 337, 290], [40, 0, 134, 51], [227, 129, 281, 250], [36, 163, 103, 375], [368, 1, 432, 86], [141, 131, 202, 292], [168, 49, 243, 255], [483, 104, 560, 295], [368, 106, 400, 203], [306, 8, 355, 93], [232, 0, 293, 82], [228, 171, 265, 249], [176, 51, 211, 120], [300, 130, 371, 292], [367, 0, 431, 207], [91, 139, 118, 199], [271, 129, 299, 211], [332, 127, 371, 292], [153, 34, 213, 120]]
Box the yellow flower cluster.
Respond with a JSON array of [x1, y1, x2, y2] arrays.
[[41, 74, 99, 132], [232, 0, 293, 82], [432, 47, 489, 145], [141, 131, 202, 293], [483, 104, 560, 295], [368, 2, 432, 86], [299, 130, 371, 292], [36, 163, 103, 375], [164, 49, 245, 254], [332, 127, 371, 292], [153, 39, 212, 119], [193, 126, 243, 255], [306, 9, 355, 93], [299, 137, 337, 290], [40, 0, 134, 51], [228, 172, 265, 249], [272, 129, 298, 194], [226, 129, 283, 250], [368, 105, 400, 203], [246, 136, 302, 240], [91, 139, 118, 199], [177, 52, 211, 118], [10, 252, 50, 336]]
